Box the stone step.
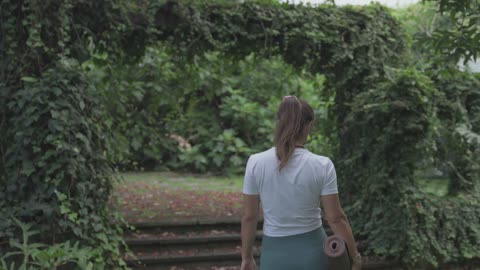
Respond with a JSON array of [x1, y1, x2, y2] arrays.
[[126, 232, 262, 246], [126, 251, 399, 270], [124, 220, 394, 270]]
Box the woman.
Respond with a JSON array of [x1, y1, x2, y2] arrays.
[[240, 96, 362, 270]]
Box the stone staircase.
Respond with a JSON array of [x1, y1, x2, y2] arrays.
[[124, 219, 399, 270]]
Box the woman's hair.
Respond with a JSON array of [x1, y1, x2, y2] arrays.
[[274, 96, 314, 171]]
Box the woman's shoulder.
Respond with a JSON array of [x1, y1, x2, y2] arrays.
[[246, 148, 278, 168], [249, 147, 276, 161], [305, 150, 334, 166], [251, 147, 275, 157]]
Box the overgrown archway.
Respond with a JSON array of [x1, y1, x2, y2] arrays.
[[1, 1, 478, 268]]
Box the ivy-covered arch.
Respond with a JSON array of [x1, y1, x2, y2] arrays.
[[1, 0, 478, 269], [150, 1, 407, 198], [147, 2, 480, 267]]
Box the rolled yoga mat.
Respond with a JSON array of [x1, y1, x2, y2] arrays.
[[323, 235, 351, 270]]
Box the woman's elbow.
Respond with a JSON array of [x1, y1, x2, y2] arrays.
[[326, 212, 348, 225]]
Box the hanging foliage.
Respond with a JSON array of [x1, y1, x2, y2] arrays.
[[0, 0, 136, 268], [1, 0, 479, 268]]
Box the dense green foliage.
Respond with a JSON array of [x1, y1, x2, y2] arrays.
[[1, 219, 102, 270], [1, 0, 479, 269], [132, 1, 478, 267], [423, 0, 480, 63], [393, 2, 480, 196], [392, 2, 454, 67], [430, 70, 480, 194], [87, 47, 331, 173], [345, 68, 438, 266], [149, 0, 407, 188], [0, 0, 133, 268], [1, 62, 128, 268]]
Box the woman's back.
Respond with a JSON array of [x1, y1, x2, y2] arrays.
[[243, 147, 338, 237], [240, 96, 361, 270]]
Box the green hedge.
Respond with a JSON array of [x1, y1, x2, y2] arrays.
[[87, 47, 333, 173], [1, 61, 127, 268], [393, 2, 480, 194], [0, 0, 132, 268]]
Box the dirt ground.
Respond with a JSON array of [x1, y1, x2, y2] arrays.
[[110, 179, 246, 223]]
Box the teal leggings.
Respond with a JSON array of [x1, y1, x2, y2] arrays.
[[260, 227, 329, 270]]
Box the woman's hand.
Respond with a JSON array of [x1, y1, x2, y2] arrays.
[[352, 260, 362, 270], [351, 253, 362, 270], [240, 256, 257, 270]]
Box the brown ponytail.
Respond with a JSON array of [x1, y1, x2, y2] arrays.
[[274, 96, 314, 171]]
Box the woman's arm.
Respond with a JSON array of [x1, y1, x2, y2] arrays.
[[241, 194, 260, 269], [321, 193, 362, 270]]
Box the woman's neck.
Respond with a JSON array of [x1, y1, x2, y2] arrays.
[[295, 139, 306, 148]]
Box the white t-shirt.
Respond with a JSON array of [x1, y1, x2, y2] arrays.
[[243, 147, 338, 237]]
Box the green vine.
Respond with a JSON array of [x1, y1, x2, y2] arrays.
[[1, 0, 479, 268], [0, 0, 133, 268]]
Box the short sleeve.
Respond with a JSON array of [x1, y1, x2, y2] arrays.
[[321, 158, 338, 195], [243, 156, 259, 195]]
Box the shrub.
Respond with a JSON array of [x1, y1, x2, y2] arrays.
[[429, 70, 480, 194], [89, 49, 332, 174], [1, 60, 127, 269], [0, 219, 105, 270]]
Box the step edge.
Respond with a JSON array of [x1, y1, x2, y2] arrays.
[[128, 218, 255, 228], [125, 252, 249, 264], [125, 253, 399, 268], [125, 233, 263, 245]]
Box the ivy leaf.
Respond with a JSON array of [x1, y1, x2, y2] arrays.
[[60, 204, 70, 214], [75, 132, 91, 151], [68, 212, 78, 222], [22, 160, 35, 176], [131, 138, 142, 150], [20, 76, 37, 82], [132, 90, 144, 101]]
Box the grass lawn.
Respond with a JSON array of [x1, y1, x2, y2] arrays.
[[119, 171, 244, 192], [116, 171, 449, 195], [111, 171, 449, 223]]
